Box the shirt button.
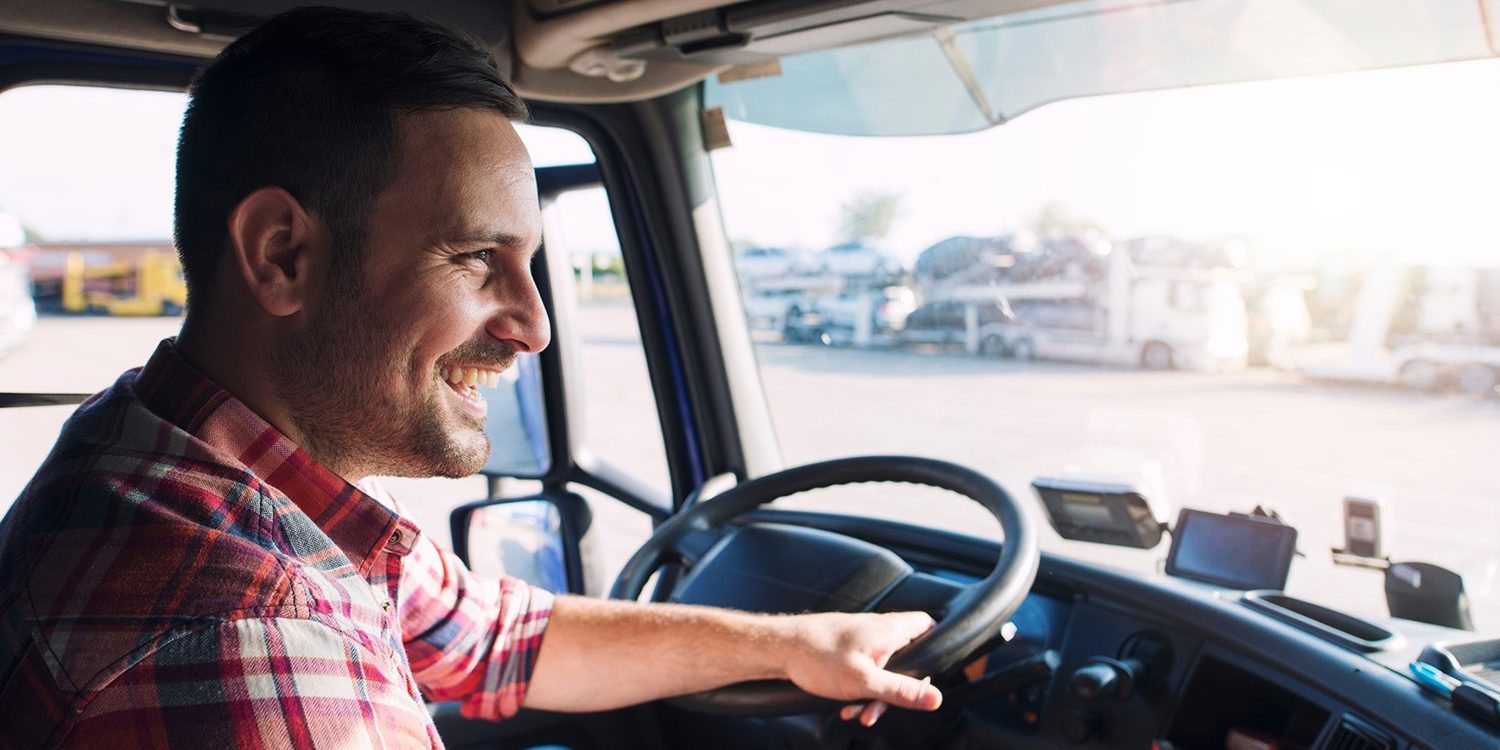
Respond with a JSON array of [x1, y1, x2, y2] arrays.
[[382, 600, 393, 613], [389, 529, 403, 546]]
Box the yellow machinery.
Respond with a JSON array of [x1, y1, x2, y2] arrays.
[[59, 251, 186, 316]]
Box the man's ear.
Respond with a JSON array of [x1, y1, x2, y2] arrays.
[[225, 186, 321, 317]]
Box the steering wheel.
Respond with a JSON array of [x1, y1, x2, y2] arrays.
[[609, 456, 1040, 716]]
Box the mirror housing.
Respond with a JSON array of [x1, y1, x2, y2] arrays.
[[451, 493, 591, 594]]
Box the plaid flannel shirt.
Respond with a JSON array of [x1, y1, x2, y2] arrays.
[[0, 340, 553, 749]]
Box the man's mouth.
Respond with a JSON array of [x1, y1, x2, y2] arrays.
[[440, 366, 502, 416]]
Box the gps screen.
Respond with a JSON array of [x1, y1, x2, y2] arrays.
[[1166, 510, 1297, 590]]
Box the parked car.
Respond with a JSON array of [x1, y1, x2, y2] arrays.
[[789, 285, 917, 344], [739, 275, 838, 332], [901, 298, 1017, 355], [732, 245, 805, 281], [814, 241, 903, 279]]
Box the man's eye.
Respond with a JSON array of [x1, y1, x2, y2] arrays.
[[461, 249, 494, 265]]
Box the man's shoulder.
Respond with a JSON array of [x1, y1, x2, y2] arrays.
[[0, 466, 313, 683], [0, 375, 323, 700]]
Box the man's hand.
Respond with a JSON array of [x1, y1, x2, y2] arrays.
[[778, 611, 941, 726]]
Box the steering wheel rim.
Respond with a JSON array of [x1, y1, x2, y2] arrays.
[[609, 455, 1040, 716]]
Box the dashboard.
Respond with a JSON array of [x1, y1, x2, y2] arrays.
[[688, 510, 1500, 750]]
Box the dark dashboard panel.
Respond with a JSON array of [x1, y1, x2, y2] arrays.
[[738, 510, 1498, 750], [1036, 599, 1200, 747]]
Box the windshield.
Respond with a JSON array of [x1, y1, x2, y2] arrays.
[[706, 0, 1500, 136], [709, 11, 1500, 627]]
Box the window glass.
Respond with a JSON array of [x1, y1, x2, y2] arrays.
[[712, 59, 1500, 627], [0, 88, 664, 576]]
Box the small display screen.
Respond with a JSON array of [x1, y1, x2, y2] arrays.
[[1032, 478, 1165, 549], [1059, 492, 1122, 528], [1166, 509, 1297, 590]]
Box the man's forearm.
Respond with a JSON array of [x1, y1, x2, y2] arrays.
[[521, 596, 941, 715], [521, 596, 799, 712]]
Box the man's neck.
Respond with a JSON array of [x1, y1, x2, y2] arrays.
[[175, 311, 367, 482]]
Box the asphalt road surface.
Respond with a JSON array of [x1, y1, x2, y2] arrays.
[[3, 304, 1496, 628]]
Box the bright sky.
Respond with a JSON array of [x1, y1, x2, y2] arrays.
[[2, 56, 1499, 269], [710, 57, 1500, 268]]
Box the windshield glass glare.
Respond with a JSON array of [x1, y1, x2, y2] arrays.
[[711, 47, 1500, 627], [706, 0, 1499, 136]]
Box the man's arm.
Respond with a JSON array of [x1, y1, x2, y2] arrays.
[[399, 530, 940, 722], [523, 596, 943, 715]]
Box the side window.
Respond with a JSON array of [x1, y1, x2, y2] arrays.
[[535, 180, 665, 589], [0, 88, 665, 582], [0, 85, 188, 510]]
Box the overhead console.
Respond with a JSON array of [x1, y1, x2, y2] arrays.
[[509, 0, 1045, 101]]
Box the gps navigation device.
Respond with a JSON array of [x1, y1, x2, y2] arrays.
[[1165, 509, 1298, 590]]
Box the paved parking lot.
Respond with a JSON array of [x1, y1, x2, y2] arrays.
[[3, 306, 1496, 627]]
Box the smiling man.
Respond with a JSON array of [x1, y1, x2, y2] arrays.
[[0, 7, 939, 749]]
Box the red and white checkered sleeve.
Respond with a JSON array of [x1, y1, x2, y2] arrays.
[[63, 617, 435, 749], [398, 531, 553, 721]]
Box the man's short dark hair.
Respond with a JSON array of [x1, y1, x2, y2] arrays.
[[174, 6, 528, 307]]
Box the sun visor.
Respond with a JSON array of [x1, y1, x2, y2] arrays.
[[700, 0, 1500, 136]]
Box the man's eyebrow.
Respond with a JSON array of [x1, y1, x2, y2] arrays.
[[449, 231, 543, 258]]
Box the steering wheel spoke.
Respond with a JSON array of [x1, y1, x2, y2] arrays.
[[868, 570, 968, 619]]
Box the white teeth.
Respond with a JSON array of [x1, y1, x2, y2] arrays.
[[443, 366, 501, 389], [438, 366, 504, 390]]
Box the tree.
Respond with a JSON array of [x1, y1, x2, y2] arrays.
[[837, 191, 901, 243]]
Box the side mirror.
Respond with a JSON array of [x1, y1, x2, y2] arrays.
[[450, 494, 591, 594]]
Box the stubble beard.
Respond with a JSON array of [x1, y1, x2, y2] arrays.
[[270, 283, 493, 480]]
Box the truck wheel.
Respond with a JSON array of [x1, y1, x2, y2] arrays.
[[1010, 337, 1035, 362], [1398, 360, 1441, 392], [1141, 341, 1174, 370], [1456, 364, 1497, 396], [980, 334, 1007, 358]]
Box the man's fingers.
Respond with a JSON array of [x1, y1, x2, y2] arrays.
[[884, 611, 937, 641], [864, 670, 942, 711], [858, 700, 887, 726]]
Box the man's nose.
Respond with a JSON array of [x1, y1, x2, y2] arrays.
[[487, 268, 551, 354]]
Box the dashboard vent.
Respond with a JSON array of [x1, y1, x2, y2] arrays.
[[1322, 717, 1393, 750]]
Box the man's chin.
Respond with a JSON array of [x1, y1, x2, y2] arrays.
[[379, 424, 490, 479], [425, 433, 490, 478]]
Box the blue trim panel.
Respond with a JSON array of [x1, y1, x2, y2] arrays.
[[0, 43, 201, 74], [622, 185, 705, 489]]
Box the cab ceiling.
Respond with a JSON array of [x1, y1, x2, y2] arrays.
[[1, 0, 1070, 102]]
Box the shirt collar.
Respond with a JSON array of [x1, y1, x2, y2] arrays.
[[135, 339, 420, 572]]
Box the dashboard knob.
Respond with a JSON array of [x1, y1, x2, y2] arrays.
[[1070, 656, 1140, 701], [1070, 661, 1120, 700]]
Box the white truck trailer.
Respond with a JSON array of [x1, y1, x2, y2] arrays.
[[932, 249, 1249, 370], [1303, 265, 1500, 395]]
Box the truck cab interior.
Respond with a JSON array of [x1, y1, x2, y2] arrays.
[[2, 1, 1499, 749]]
